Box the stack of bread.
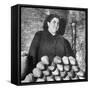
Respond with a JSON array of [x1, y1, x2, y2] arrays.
[[22, 56, 85, 83]]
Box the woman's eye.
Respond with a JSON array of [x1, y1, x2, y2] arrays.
[[53, 21, 59, 26], [53, 21, 56, 24]]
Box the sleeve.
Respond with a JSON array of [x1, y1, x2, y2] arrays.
[[26, 31, 41, 73], [64, 39, 75, 58]]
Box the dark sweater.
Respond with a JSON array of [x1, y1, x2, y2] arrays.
[[27, 30, 74, 72]]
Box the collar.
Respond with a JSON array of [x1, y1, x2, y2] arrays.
[[44, 30, 61, 39]]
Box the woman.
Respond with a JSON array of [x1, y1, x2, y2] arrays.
[[26, 14, 75, 74]]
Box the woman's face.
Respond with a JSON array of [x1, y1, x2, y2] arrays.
[[47, 17, 59, 35]]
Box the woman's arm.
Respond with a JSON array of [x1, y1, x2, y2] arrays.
[[26, 31, 42, 73]]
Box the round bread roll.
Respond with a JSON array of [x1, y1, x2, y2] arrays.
[[63, 75, 70, 80], [76, 70, 84, 77], [36, 61, 45, 70], [53, 56, 62, 64], [36, 78, 45, 82], [67, 70, 76, 78], [63, 77, 70, 80], [52, 68, 59, 76], [43, 70, 50, 76], [72, 65, 79, 72], [48, 65, 55, 71], [69, 56, 76, 65], [60, 71, 66, 78], [57, 64, 63, 71], [21, 73, 34, 83], [33, 68, 42, 78], [46, 76, 54, 81], [41, 56, 49, 65], [62, 56, 69, 65], [54, 76, 61, 81], [64, 65, 70, 72], [78, 76, 85, 79], [67, 71, 73, 78]]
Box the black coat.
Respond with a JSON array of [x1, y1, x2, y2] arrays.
[[27, 30, 74, 72]]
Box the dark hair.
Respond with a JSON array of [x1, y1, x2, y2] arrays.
[[43, 14, 67, 35]]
